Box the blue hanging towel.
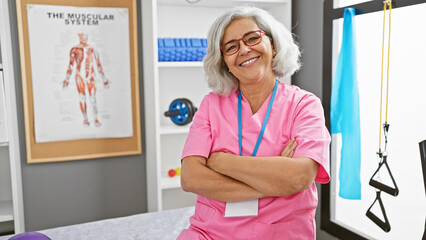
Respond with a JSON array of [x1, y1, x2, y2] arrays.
[[330, 8, 361, 200]]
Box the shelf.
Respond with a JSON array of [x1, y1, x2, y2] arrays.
[[158, 0, 290, 7], [161, 175, 181, 189], [158, 61, 203, 68], [0, 142, 8, 147], [160, 124, 190, 135], [0, 200, 13, 222]]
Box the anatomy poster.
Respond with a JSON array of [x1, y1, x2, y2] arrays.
[[0, 71, 8, 143], [26, 4, 133, 143]]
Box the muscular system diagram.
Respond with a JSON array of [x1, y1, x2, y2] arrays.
[[62, 32, 110, 127]]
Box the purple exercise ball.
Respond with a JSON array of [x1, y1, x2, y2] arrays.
[[9, 232, 51, 240]]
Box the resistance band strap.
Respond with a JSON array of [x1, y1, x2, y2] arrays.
[[378, 0, 392, 151], [370, 1, 398, 197], [238, 80, 278, 157], [330, 7, 361, 200]]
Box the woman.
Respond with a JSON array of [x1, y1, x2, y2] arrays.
[[178, 6, 330, 240]]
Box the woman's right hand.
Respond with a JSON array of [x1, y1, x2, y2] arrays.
[[281, 138, 297, 158]]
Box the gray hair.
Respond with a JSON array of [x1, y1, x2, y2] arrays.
[[203, 6, 301, 96]]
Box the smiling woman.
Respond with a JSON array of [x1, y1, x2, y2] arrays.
[[178, 6, 331, 240]]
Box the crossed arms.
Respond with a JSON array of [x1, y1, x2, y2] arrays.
[[181, 138, 319, 202]]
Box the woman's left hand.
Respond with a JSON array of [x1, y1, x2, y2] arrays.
[[281, 138, 297, 158]]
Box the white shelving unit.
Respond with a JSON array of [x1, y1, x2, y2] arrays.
[[142, 0, 292, 212], [161, 176, 181, 190], [0, 201, 13, 223], [158, 62, 203, 68], [159, 124, 190, 135], [0, 0, 25, 235]]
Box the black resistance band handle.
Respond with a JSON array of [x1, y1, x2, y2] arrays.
[[366, 191, 391, 232], [369, 179, 398, 196], [369, 156, 399, 196]]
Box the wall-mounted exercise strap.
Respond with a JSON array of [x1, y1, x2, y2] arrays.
[[369, 0, 398, 195], [366, 0, 399, 232]]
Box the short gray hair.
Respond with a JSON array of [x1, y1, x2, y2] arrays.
[[203, 6, 301, 96]]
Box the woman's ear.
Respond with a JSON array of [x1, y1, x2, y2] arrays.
[[272, 43, 276, 57]]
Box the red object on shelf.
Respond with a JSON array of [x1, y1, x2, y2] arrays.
[[168, 169, 176, 177]]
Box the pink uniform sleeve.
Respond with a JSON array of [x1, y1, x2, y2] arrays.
[[181, 95, 213, 160], [291, 94, 331, 183]]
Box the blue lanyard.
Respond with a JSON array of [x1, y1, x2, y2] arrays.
[[238, 80, 278, 156]]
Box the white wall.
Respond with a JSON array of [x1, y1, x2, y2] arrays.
[[331, 4, 426, 240]]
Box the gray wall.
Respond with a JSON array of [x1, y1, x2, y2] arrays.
[[5, 0, 147, 232], [292, 1, 339, 240]]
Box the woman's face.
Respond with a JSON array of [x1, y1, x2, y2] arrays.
[[222, 18, 275, 85]]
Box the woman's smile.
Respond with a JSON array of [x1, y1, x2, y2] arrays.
[[239, 56, 260, 67]]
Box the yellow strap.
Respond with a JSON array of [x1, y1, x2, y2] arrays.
[[385, 1, 392, 122], [379, 1, 392, 151]]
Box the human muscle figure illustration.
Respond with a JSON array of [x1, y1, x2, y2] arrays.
[[62, 33, 110, 127]]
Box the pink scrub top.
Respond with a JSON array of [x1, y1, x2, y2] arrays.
[[180, 82, 330, 240]]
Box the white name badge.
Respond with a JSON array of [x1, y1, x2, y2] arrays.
[[224, 199, 259, 217]]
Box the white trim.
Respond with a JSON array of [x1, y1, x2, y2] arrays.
[[0, 0, 25, 233], [142, 0, 163, 212], [161, 176, 181, 189], [0, 200, 14, 222], [158, 62, 203, 68], [159, 125, 190, 135], [158, 0, 290, 7]]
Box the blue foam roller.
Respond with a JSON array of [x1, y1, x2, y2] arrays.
[[158, 38, 207, 62], [158, 39, 164, 48], [163, 38, 175, 48], [190, 38, 202, 47], [202, 39, 208, 47], [174, 39, 181, 47], [185, 39, 191, 47]]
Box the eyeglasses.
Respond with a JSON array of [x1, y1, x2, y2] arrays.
[[220, 30, 266, 56]]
